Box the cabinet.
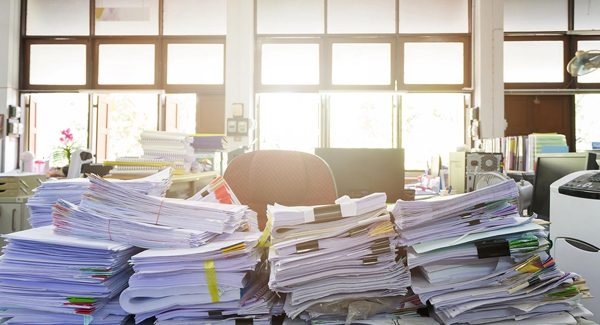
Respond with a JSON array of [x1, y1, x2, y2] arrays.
[[0, 197, 29, 248]]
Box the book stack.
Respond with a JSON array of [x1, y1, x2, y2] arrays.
[[26, 168, 172, 228], [0, 226, 140, 324], [192, 134, 227, 151], [267, 193, 412, 323], [393, 180, 593, 324], [119, 233, 282, 324]]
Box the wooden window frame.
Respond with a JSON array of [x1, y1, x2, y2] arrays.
[[504, 35, 570, 90], [397, 35, 472, 91]]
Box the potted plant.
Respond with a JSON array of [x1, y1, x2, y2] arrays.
[[52, 128, 78, 176]]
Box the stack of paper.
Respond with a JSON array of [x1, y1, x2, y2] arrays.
[[393, 180, 593, 324], [53, 175, 255, 249], [0, 226, 140, 324], [267, 193, 411, 321], [26, 168, 172, 228], [119, 232, 282, 324], [188, 175, 241, 205]]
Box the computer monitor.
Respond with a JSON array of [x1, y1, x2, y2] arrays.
[[314, 148, 404, 202], [531, 152, 598, 220]]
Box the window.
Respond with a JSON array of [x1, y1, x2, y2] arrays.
[[163, 0, 226, 35], [327, 0, 396, 34], [99, 93, 159, 160], [26, 0, 90, 36], [256, 0, 324, 34], [575, 94, 600, 152], [165, 94, 197, 134], [28, 43, 87, 86], [402, 94, 465, 170], [258, 93, 321, 153], [403, 42, 465, 85], [574, 0, 600, 31], [331, 43, 392, 86], [27, 93, 89, 167], [329, 94, 395, 148], [398, 0, 469, 34], [576, 40, 600, 84], [504, 0, 568, 32], [97, 43, 156, 85], [260, 43, 320, 85], [166, 44, 224, 85], [504, 40, 565, 83], [94, 0, 159, 35]]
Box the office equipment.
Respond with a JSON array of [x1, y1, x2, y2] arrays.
[[551, 170, 600, 321], [393, 180, 592, 324], [465, 152, 503, 192], [531, 152, 598, 221], [567, 50, 600, 77], [224, 150, 337, 230], [66, 148, 94, 178], [315, 148, 404, 202], [449, 151, 466, 194]]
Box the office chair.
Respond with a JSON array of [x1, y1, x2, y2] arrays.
[[223, 150, 338, 230]]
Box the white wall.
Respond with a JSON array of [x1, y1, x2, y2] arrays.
[[0, 0, 21, 172], [473, 0, 506, 138]]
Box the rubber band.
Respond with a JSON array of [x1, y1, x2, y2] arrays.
[[155, 199, 165, 225], [204, 260, 220, 303]]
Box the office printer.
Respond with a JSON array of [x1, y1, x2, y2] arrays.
[[550, 170, 600, 321]]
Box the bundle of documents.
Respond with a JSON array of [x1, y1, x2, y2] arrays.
[[119, 232, 282, 324], [0, 226, 139, 324], [188, 175, 241, 205], [268, 193, 411, 321], [392, 180, 593, 324], [105, 158, 189, 176], [526, 133, 568, 171], [26, 168, 172, 228], [80, 174, 248, 234], [192, 134, 227, 151], [140, 130, 195, 173]]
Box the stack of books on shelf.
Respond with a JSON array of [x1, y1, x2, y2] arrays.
[[393, 180, 593, 324], [267, 193, 414, 323], [476, 133, 568, 172], [106, 130, 196, 177]]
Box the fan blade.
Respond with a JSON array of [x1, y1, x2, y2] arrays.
[[567, 50, 600, 77]]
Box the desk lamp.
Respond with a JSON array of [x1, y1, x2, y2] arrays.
[[567, 50, 600, 77]]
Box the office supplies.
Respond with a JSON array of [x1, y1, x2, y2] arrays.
[[66, 149, 94, 178], [551, 170, 600, 322], [267, 193, 411, 321], [531, 152, 598, 221], [0, 226, 139, 324], [315, 148, 404, 202]]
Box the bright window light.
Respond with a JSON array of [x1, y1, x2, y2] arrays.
[[261, 44, 320, 85], [575, 94, 600, 151]]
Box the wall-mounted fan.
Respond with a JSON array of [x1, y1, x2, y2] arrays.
[[567, 50, 600, 77]]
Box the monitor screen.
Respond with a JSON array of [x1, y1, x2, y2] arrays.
[[531, 152, 598, 220], [314, 148, 404, 203]]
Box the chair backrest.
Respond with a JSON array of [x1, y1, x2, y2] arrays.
[[223, 150, 338, 230]]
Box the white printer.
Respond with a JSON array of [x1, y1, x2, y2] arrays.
[[551, 170, 600, 322]]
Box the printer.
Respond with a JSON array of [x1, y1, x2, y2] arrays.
[[550, 170, 600, 321]]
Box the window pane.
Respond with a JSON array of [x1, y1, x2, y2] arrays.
[[261, 44, 320, 85], [167, 44, 224, 85], [95, 0, 159, 35], [166, 94, 197, 134], [399, 0, 469, 34], [404, 42, 464, 84], [164, 0, 226, 35], [104, 93, 158, 160], [332, 43, 391, 85], [257, 0, 324, 34], [330, 94, 394, 148], [258, 93, 320, 152], [98, 44, 155, 85], [27, 0, 90, 36], [575, 94, 600, 151], [30, 44, 87, 85], [327, 0, 395, 34], [402, 94, 465, 170], [577, 41, 600, 83], [504, 0, 568, 32], [504, 41, 564, 83], [574, 0, 600, 30], [30, 93, 89, 167]]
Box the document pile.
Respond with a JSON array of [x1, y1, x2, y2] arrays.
[[26, 168, 171, 228], [120, 233, 282, 324], [0, 226, 139, 324], [393, 180, 593, 324], [268, 193, 411, 322], [53, 174, 253, 249]]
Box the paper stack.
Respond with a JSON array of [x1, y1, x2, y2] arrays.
[[53, 174, 254, 249], [267, 193, 411, 322], [0, 226, 140, 324], [26, 168, 172, 228], [119, 233, 282, 324], [393, 180, 593, 324]]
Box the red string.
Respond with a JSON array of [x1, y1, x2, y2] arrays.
[[155, 199, 165, 225]]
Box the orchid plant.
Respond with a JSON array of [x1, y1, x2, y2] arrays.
[[52, 128, 78, 167]]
